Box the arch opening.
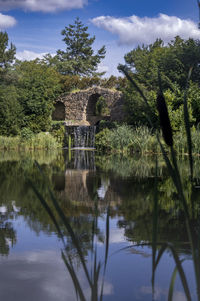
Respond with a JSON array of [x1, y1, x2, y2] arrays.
[[52, 102, 65, 121], [86, 93, 101, 124]]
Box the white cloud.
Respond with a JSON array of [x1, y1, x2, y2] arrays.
[[91, 14, 200, 46], [16, 50, 48, 61], [97, 63, 109, 75], [0, 13, 16, 29], [0, 0, 88, 12]]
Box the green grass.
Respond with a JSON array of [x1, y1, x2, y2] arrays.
[[0, 132, 61, 150]]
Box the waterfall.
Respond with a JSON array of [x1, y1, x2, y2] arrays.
[[66, 126, 96, 149]]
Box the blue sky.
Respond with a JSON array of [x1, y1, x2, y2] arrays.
[[0, 0, 200, 76]]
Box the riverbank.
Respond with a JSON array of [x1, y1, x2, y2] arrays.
[[0, 132, 60, 150]]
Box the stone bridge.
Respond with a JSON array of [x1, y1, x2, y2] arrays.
[[52, 86, 124, 125]]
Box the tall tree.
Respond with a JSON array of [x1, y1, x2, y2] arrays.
[[53, 18, 106, 76], [0, 31, 16, 80], [120, 37, 200, 89]]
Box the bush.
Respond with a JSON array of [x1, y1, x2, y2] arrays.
[[20, 127, 34, 141], [95, 125, 158, 154], [51, 121, 66, 146], [95, 128, 111, 152]]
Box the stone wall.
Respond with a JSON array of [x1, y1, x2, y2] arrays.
[[53, 86, 124, 125]]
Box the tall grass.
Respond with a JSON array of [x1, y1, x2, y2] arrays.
[[0, 132, 60, 150], [95, 125, 157, 154], [119, 65, 200, 301]]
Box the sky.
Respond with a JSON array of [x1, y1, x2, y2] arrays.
[[0, 0, 200, 76]]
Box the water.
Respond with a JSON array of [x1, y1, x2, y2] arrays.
[[0, 150, 199, 300], [66, 126, 96, 148]]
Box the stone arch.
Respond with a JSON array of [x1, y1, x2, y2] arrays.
[[86, 93, 101, 123], [52, 101, 65, 121]]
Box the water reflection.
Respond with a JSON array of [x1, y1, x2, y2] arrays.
[[0, 150, 199, 300]]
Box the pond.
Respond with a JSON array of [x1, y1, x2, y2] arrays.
[[0, 149, 199, 301]]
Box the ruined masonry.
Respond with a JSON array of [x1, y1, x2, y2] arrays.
[[52, 86, 124, 125]]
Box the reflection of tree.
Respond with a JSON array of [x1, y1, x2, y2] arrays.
[[0, 207, 17, 256], [1, 151, 200, 259]]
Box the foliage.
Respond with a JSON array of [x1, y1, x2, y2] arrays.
[[60, 74, 127, 93], [20, 127, 34, 140], [121, 37, 200, 90], [96, 124, 134, 153], [0, 85, 23, 136], [95, 96, 109, 116], [122, 83, 158, 127], [96, 120, 117, 132], [51, 121, 66, 146], [120, 37, 200, 131], [16, 60, 61, 133], [48, 18, 106, 76], [0, 31, 16, 81], [0, 132, 60, 150], [95, 128, 112, 152]]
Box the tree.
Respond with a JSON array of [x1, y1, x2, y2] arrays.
[[0, 85, 23, 136], [0, 32, 16, 81], [120, 37, 200, 90], [16, 60, 61, 133], [119, 37, 200, 129], [53, 18, 106, 76]]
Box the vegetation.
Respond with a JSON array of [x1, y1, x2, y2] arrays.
[[0, 132, 60, 150], [0, 23, 200, 155], [119, 37, 200, 130], [45, 17, 106, 76]]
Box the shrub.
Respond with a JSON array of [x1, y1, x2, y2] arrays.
[[95, 96, 109, 116], [95, 125, 158, 154], [20, 127, 34, 141], [51, 121, 66, 146]]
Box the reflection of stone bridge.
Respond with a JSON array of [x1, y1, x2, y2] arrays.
[[52, 87, 124, 126], [53, 169, 122, 209]]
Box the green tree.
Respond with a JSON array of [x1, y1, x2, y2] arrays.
[[16, 60, 61, 133], [0, 32, 16, 82], [121, 37, 200, 89], [53, 17, 106, 76], [0, 85, 23, 136]]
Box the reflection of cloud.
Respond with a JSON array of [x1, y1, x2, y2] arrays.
[[173, 291, 187, 301], [140, 286, 166, 300], [0, 250, 113, 301], [0, 206, 7, 214], [110, 228, 127, 243], [92, 14, 200, 46], [139, 286, 187, 301]]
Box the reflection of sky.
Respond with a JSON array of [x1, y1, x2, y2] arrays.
[[0, 211, 197, 300]]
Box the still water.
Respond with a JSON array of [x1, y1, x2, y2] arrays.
[[0, 150, 199, 301]]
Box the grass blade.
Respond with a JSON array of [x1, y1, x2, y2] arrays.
[[152, 158, 158, 294], [183, 67, 193, 181], [168, 266, 178, 301], [62, 251, 86, 301]]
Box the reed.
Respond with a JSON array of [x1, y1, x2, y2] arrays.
[[0, 132, 60, 150], [119, 65, 200, 301]]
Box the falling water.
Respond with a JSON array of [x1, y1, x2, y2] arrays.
[[66, 126, 96, 149]]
